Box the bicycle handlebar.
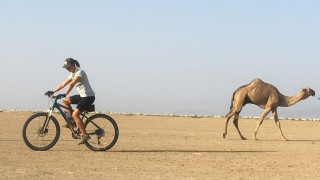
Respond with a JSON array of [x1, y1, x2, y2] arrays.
[[45, 94, 65, 100]]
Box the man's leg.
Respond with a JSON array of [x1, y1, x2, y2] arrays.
[[72, 108, 87, 136], [63, 97, 73, 115]]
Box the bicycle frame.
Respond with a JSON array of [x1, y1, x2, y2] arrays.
[[43, 97, 87, 135], [45, 96, 100, 136]]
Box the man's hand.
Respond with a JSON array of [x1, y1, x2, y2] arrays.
[[45, 91, 54, 96], [56, 94, 66, 99]]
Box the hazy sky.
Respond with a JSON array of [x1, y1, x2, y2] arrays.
[[1, 1, 320, 118]]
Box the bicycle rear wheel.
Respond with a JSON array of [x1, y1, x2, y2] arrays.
[[22, 113, 60, 151], [84, 114, 119, 151]]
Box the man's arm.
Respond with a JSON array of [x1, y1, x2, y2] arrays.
[[53, 78, 72, 93], [64, 76, 81, 96]]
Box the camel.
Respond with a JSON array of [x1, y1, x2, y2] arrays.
[[223, 78, 315, 141]]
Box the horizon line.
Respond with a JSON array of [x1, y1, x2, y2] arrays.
[[1, 109, 320, 121]]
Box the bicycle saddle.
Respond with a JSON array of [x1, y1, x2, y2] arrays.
[[86, 104, 95, 112]]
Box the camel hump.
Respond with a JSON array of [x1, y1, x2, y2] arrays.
[[250, 78, 264, 84], [247, 78, 267, 88]]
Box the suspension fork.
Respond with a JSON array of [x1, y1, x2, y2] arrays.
[[42, 108, 54, 130]]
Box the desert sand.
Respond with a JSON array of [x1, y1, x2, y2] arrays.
[[1, 111, 320, 179]]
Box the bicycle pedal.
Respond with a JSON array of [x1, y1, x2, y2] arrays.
[[62, 123, 76, 129], [72, 133, 81, 139]]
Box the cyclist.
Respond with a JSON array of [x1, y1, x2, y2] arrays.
[[45, 58, 95, 145]]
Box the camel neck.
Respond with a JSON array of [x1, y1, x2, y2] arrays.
[[280, 91, 305, 107]]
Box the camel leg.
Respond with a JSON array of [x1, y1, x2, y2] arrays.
[[233, 113, 246, 140], [253, 108, 271, 140], [223, 111, 234, 139], [272, 110, 288, 141]]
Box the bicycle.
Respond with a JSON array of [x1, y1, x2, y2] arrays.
[[22, 94, 119, 151]]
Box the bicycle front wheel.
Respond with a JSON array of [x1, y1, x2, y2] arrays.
[[22, 113, 60, 151], [84, 114, 119, 151]]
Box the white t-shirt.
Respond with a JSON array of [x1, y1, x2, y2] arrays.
[[68, 68, 95, 97]]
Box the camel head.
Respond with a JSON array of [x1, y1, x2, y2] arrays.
[[301, 87, 315, 99]]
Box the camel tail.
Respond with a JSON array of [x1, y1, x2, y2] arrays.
[[230, 91, 236, 110], [229, 84, 247, 110]]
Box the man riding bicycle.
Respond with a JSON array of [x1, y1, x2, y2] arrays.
[[46, 58, 95, 145]]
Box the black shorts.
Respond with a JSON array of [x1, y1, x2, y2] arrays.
[[69, 95, 95, 112]]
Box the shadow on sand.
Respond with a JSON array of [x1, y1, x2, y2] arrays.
[[286, 139, 320, 142], [226, 138, 320, 142], [111, 150, 276, 153]]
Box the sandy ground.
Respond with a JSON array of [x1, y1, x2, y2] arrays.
[[1, 111, 320, 179]]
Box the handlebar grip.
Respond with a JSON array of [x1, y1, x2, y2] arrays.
[[45, 93, 65, 100]]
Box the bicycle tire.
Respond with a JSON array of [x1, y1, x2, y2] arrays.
[[22, 112, 60, 151], [84, 114, 119, 151]]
